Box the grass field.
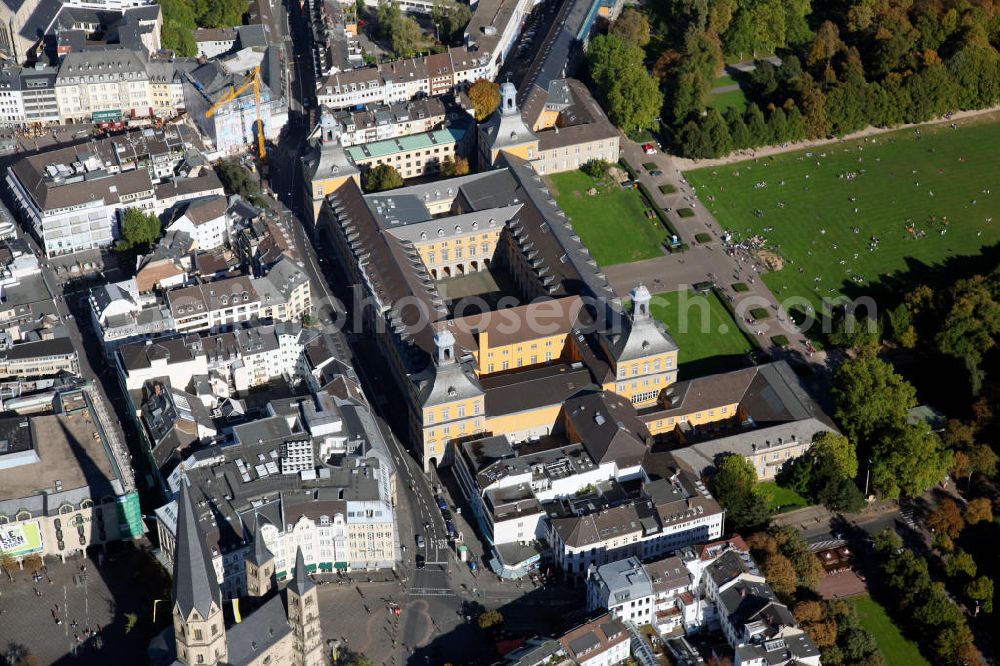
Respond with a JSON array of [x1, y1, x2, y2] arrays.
[[548, 170, 668, 266], [851, 596, 930, 666], [649, 289, 753, 377], [759, 481, 809, 512], [685, 117, 1000, 324], [707, 88, 747, 112], [707, 74, 747, 112]]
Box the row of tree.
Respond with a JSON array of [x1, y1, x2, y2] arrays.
[[874, 529, 985, 665], [747, 528, 884, 665], [927, 498, 995, 615], [648, 0, 1000, 157]]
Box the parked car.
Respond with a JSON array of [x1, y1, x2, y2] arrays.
[[650, 169, 663, 177], [643, 143, 657, 155], [445, 521, 458, 538], [415, 534, 425, 548], [436, 497, 448, 511]]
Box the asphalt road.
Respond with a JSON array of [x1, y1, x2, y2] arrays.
[[270, 0, 460, 604]]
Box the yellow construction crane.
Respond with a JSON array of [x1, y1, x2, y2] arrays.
[[206, 65, 266, 162]]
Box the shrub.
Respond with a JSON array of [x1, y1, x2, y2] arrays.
[[581, 159, 611, 180], [618, 158, 637, 179], [659, 184, 677, 194], [695, 233, 712, 243], [772, 335, 790, 347], [732, 282, 750, 292], [750, 307, 770, 320], [678, 208, 695, 218], [642, 162, 658, 171]]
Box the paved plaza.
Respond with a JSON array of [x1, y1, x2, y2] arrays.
[[317, 571, 585, 665], [0, 548, 153, 665]]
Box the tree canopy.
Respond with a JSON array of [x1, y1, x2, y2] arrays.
[[871, 423, 952, 499], [654, 0, 1000, 157], [377, 0, 424, 58], [468, 79, 501, 121], [831, 355, 916, 446], [440, 156, 470, 177], [710, 454, 771, 531], [610, 8, 651, 48], [159, 0, 247, 56], [214, 159, 267, 208], [117, 208, 161, 254], [587, 34, 663, 135], [363, 164, 404, 192], [431, 0, 472, 45]]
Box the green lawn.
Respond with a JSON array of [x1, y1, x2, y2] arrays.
[[759, 481, 809, 512], [851, 596, 930, 666], [686, 117, 1000, 325], [649, 289, 753, 377], [548, 170, 668, 266], [707, 74, 747, 112], [713, 74, 739, 88]]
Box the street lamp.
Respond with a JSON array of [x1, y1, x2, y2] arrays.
[[864, 457, 873, 498]]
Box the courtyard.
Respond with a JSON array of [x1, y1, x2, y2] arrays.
[[647, 289, 754, 377], [547, 170, 670, 266]]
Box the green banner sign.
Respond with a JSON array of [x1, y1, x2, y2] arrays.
[[92, 109, 122, 121], [116, 492, 144, 539]]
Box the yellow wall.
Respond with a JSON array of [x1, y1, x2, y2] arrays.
[[532, 109, 560, 132], [423, 397, 484, 426], [476, 332, 567, 376], [492, 141, 539, 165], [643, 402, 739, 435], [486, 403, 563, 440], [311, 173, 359, 222], [612, 351, 678, 381], [415, 229, 503, 272], [609, 350, 679, 406]]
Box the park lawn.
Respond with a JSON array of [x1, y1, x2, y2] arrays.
[[685, 116, 1000, 324], [707, 74, 747, 112], [759, 481, 809, 512], [851, 596, 931, 666], [548, 170, 668, 266], [649, 289, 753, 377]]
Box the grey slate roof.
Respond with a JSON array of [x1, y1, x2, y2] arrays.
[[287, 545, 314, 596], [247, 512, 274, 566], [224, 593, 292, 666], [172, 481, 222, 619]]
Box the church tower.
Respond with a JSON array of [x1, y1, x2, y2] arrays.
[[286, 547, 324, 666], [477, 81, 538, 170], [244, 514, 275, 598], [172, 482, 228, 666], [600, 284, 679, 408]]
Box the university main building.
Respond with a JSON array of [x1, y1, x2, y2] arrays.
[[320, 86, 677, 471], [319, 84, 835, 576]]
